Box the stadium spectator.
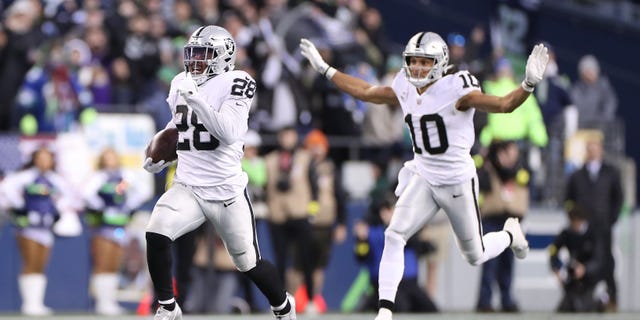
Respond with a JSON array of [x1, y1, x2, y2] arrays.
[[532, 43, 575, 206], [305, 42, 358, 166], [264, 126, 315, 311], [360, 56, 405, 166], [534, 43, 575, 139], [565, 132, 623, 312], [354, 7, 387, 73], [475, 141, 529, 312], [479, 58, 548, 149], [16, 38, 96, 134], [291, 129, 347, 314], [479, 57, 547, 200], [120, 13, 161, 105], [571, 55, 618, 129], [242, 130, 268, 219], [0, 0, 43, 132]]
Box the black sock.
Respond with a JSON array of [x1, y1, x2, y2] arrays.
[[146, 232, 175, 302], [244, 259, 287, 307], [273, 301, 291, 316], [379, 299, 395, 311]]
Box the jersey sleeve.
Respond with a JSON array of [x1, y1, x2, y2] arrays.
[[390, 70, 405, 97], [185, 71, 253, 145], [166, 72, 184, 108], [454, 70, 482, 98]]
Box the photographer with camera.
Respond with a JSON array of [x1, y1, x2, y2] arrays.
[[549, 204, 605, 312]]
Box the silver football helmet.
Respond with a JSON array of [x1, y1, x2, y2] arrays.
[[402, 32, 451, 88], [184, 25, 236, 85]]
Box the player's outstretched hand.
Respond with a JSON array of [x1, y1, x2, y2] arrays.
[[522, 43, 549, 92], [143, 157, 170, 174], [300, 38, 330, 75], [177, 73, 199, 99]]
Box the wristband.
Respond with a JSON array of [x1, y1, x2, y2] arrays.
[[521, 80, 535, 92], [324, 67, 337, 80]]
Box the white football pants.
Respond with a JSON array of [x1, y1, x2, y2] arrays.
[[146, 183, 261, 272], [378, 173, 510, 303]]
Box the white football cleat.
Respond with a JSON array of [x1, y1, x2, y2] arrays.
[[154, 304, 182, 320], [374, 307, 393, 320], [503, 217, 529, 259], [273, 292, 296, 319]]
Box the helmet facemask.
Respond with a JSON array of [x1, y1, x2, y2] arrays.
[[402, 32, 451, 88], [183, 26, 236, 85]]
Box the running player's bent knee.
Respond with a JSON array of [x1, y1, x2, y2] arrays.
[[461, 247, 483, 266], [230, 250, 257, 272], [384, 228, 407, 246]]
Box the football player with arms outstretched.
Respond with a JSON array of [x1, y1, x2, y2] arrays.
[[143, 26, 296, 320], [300, 33, 548, 320]]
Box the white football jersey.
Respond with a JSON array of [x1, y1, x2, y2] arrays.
[[165, 70, 255, 200], [391, 70, 481, 186]]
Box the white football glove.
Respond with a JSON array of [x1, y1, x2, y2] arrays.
[[300, 38, 336, 79], [176, 73, 199, 99], [143, 157, 171, 174], [522, 43, 550, 92]]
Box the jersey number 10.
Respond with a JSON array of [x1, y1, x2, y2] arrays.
[[404, 113, 449, 155]]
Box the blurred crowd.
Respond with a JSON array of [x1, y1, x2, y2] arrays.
[[0, 0, 632, 316]]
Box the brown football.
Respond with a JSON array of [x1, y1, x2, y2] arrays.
[[145, 127, 178, 163]]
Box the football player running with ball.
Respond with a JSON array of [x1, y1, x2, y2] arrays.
[[300, 33, 548, 320], [143, 25, 296, 320]]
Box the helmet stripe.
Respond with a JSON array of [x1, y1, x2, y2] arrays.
[[415, 32, 426, 49], [194, 26, 205, 37]]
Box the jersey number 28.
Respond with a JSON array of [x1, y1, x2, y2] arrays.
[[175, 104, 220, 151]]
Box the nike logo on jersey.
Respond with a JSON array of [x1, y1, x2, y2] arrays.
[[223, 200, 236, 207], [452, 194, 463, 198]]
